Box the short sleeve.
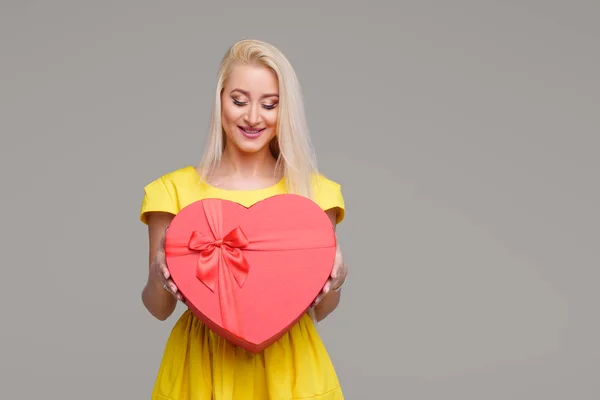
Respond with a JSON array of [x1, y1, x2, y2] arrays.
[[139, 177, 179, 225], [313, 175, 345, 224]]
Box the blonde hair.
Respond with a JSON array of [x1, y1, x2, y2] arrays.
[[198, 39, 318, 199]]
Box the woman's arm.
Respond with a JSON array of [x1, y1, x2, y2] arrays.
[[141, 211, 178, 321], [313, 208, 345, 322]]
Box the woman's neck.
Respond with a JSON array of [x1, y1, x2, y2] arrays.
[[218, 145, 280, 180]]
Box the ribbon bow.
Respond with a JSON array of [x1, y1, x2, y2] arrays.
[[187, 226, 250, 292]]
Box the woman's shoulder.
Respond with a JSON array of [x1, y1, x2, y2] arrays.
[[152, 165, 199, 186], [312, 172, 342, 190], [311, 172, 346, 224], [139, 165, 200, 224]]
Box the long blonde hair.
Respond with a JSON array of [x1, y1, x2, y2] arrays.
[[198, 39, 318, 199]]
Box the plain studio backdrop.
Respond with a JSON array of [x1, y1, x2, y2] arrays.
[[1, 1, 599, 399]]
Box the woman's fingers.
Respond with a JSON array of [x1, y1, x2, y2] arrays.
[[163, 277, 177, 294], [154, 226, 182, 302], [159, 259, 170, 280], [313, 262, 347, 307], [159, 261, 182, 301], [161, 276, 184, 301], [330, 262, 347, 291], [312, 278, 332, 307]]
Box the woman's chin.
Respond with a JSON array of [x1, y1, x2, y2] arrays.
[[225, 133, 275, 155], [229, 140, 272, 155]]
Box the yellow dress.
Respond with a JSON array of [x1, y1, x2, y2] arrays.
[[139, 166, 346, 400]]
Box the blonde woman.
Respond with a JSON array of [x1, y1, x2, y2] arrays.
[[140, 39, 348, 400]]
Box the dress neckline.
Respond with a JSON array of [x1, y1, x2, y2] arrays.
[[186, 165, 285, 193]]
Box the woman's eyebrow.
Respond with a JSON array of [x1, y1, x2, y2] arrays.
[[230, 88, 279, 99]]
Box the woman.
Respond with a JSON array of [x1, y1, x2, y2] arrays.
[[139, 39, 348, 400]]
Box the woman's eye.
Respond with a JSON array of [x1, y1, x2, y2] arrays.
[[232, 97, 276, 110]]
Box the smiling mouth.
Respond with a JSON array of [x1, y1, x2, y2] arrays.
[[238, 126, 266, 138]]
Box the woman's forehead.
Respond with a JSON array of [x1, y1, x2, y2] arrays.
[[225, 64, 279, 95]]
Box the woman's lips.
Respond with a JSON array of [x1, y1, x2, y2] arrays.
[[238, 126, 266, 139]]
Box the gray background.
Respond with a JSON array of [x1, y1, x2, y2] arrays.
[[1, 1, 599, 399]]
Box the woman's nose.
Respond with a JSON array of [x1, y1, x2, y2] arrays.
[[245, 103, 260, 125]]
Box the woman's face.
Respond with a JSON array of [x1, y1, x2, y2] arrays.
[[221, 63, 279, 155]]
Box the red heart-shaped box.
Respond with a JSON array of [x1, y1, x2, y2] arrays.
[[164, 194, 336, 353]]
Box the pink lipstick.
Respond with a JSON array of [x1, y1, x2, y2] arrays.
[[238, 126, 265, 139]]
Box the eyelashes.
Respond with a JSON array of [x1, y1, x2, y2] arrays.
[[232, 98, 277, 110]]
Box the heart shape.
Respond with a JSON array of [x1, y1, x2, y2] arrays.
[[164, 194, 336, 353]]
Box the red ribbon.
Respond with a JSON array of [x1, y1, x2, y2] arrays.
[[165, 199, 335, 336], [187, 226, 250, 292]]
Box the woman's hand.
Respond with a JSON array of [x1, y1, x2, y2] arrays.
[[151, 226, 185, 302], [313, 241, 347, 307]]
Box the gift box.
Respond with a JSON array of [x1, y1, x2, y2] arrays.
[[164, 194, 336, 353]]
